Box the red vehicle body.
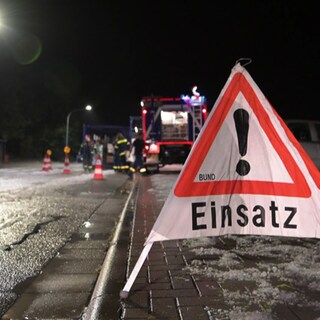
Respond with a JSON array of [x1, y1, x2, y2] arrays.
[[141, 87, 207, 172]]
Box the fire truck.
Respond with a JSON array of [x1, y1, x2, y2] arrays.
[[141, 86, 207, 172]]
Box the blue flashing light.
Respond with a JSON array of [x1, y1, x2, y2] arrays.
[[180, 94, 191, 103]]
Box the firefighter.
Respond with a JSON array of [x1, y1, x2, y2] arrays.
[[128, 132, 146, 177], [114, 132, 130, 173], [79, 134, 96, 173]]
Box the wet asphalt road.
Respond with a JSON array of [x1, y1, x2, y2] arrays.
[[0, 164, 131, 317]]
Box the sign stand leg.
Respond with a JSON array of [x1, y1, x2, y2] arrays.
[[120, 242, 153, 299]]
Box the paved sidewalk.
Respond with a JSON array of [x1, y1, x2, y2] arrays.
[[119, 175, 225, 319], [119, 175, 320, 320]]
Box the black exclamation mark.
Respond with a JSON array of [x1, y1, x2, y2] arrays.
[[233, 109, 250, 176]]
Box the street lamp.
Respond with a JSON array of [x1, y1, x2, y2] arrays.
[[65, 105, 92, 148]]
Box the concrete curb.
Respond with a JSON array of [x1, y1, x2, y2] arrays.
[[82, 179, 136, 319]]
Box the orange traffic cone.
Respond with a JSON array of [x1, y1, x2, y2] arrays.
[[93, 154, 104, 180], [47, 154, 52, 170], [63, 154, 71, 174], [42, 154, 51, 171]]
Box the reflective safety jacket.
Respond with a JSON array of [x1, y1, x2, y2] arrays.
[[115, 138, 130, 157], [114, 137, 130, 171]]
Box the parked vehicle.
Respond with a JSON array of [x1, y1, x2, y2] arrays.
[[285, 119, 320, 170]]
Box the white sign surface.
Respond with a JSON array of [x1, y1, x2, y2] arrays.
[[146, 63, 320, 243]]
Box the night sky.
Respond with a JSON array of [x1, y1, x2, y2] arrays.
[[0, 0, 318, 127]]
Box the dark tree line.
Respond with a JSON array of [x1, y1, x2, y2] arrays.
[[0, 58, 85, 161]]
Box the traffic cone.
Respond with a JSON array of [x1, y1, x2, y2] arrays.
[[63, 154, 71, 174], [93, 154, 104, 180], [42, 154, 51, 171], [47, 154, 52, 170]]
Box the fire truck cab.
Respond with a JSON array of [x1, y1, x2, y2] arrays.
[[141, 86, 207, 172]]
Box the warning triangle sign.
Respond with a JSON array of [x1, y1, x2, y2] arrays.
[[120, 62, 320, 298], [174, 67, 318, 198], [145, 63, 320, 243]]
